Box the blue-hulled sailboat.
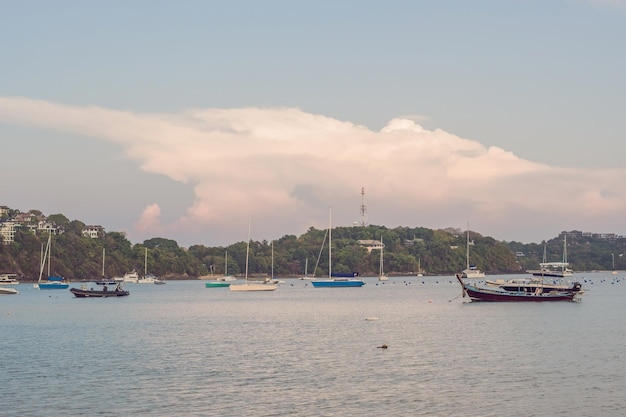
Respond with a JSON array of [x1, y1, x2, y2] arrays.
[[35, 231, 69, 290], [311, 208, 365, 288]]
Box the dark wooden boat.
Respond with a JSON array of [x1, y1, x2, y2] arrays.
[[70, 282, 129, 298], [455, 274, 582, 302]]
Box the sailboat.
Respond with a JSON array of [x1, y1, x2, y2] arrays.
[[529, 236, 573, 278], [612, 253, 618, 275], [268, 240, 284, 284], [299, 258, 309, 280], [311, 208, 365, 288], [221, 251, 235, 281], [378, 235, 388, 281], [35, 231, 69, 289], [461, 223, 485, 279], [138, 247, 165, 284], [206, 251, 233, 288], [95, 248, 117, 285], [417, 257, 424, 277], [229, 221, 277, 292]]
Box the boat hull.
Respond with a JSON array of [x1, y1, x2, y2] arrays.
[[38, 283, 70, 289], [229, 283, 277, 291], [311, 279, 365, 288], [205, 282, 231, 288], [465, 286, 576, 302], [456, 274, 579, 302], [70, 288, 129, 297], [0, 287, 19, 295]]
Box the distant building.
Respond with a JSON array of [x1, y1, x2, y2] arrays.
[[0, 221, 20, 244], [13, 212, 38, 224], [82, 225, 105, 239], [404, 238, 424, 246], [37, 221, 62, 235], [358, 239, 383, 253]]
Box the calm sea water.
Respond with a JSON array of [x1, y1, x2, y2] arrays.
[[2, 272, 625, 417]]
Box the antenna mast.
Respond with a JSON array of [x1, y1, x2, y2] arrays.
[[360, 187, 368, 227]]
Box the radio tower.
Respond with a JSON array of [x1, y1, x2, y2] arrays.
[[360, 187, 368, 227]]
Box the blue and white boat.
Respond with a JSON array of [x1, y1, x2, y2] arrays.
[[38, 275, 69, 289], [35, 232, 69, 290], [311, 208, 365, 288]]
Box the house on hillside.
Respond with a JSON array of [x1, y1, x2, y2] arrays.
[[0, 221, 20, 244], [358, 239, 384, 253], [82, 225, 105, 239], [37, 221, 62, 235]]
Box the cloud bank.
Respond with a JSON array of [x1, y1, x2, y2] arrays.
[[1, 96, 624, 244]]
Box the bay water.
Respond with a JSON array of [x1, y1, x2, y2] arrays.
[[2, 272, 625, 416]]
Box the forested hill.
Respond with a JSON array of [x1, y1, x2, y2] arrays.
[[1, 220, 623, 280]]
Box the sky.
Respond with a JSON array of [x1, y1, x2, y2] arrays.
[[1, 0, 626, 247]]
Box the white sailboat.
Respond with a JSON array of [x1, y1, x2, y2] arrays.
[[378, 235, 388, 281], [206, 251, 235, 287], [139, 247, 165, 284], [230, 221, 277, 292], [612, 253, 617, 274], [417, 257, 424, 277], [461, 222, 485, 279], [299, 258, 309, 280], [268, 240, 284, 284], [221, 251, 235, 281]]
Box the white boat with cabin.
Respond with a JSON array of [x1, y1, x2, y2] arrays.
[[0, 273, 20, 284]]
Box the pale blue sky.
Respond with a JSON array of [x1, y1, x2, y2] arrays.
[[2, 0, 625, 246]]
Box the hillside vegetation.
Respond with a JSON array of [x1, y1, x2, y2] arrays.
[[2, 215, 624, 280]]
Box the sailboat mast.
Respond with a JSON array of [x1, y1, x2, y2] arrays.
[[245, 220, 251, 282], [380, 235, 384, 276], [145, 247, 148, 276], [38, 236, 50, 283], [466, 222, 470, 270], [328, 208, 332, 279], [102, 248, 105, 277], [39, 242, 43, 282], [612, 252, 615, 270], [271, 240, 274, 279], [48, 231, 51, 277]]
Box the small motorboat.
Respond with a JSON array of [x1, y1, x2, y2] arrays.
[[70, 282, 129, 298], [0, 286, 19, 295]]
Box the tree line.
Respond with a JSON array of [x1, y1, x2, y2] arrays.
[[1, 216, 624, 280]]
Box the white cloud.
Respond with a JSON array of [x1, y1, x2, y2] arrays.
[[1, 96, 625, 244], [134, 203, 163, 234]]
